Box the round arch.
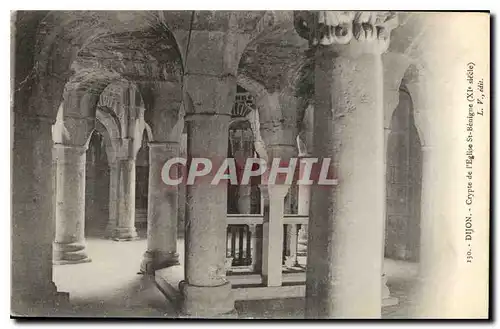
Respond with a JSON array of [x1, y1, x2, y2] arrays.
[[400, 63, 427, 146], [96, 107, 122, 141]]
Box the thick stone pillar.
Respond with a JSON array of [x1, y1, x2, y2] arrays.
[[307, 44, 385, 318], [407, 14, 489, 318], [113, 156, 138, 240], [382, 127, 398, 305], [411, 145, 448, 315], [294, 11, 399, 318], [181, 113, 234, 317], [141, 142, 180, 273], [53, 143, 91, 265], [260, 184, 290, 286], [105, 161, 119, 238], [409, 142, 474, 317], [12, 114, 68, 314]]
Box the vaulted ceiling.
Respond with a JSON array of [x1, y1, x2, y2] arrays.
[[14, 11, 424, 128]]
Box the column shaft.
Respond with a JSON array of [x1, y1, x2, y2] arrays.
[[238, 185, 252, 214], [297, 158, 311, 246], [306, 51, 385, 318], [141, 142, 180, 273], [181, 114, 234, 316], [411, 145, 479, 317], [105, 161, 119, 238], [284, 224, 298, 267], [408, 14, 490, 318], [114, 157, 138, 240], [382, 127, 397, 305], [53, 144, 91, 264], [233, 129, 254, 214], [249, 224, 262, 272], [411, 146, 453, 316], [261, 185, 289, 287], [12, 114, 66, 313]]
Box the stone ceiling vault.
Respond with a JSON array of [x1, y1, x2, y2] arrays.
[[14, 11, 426, 137]]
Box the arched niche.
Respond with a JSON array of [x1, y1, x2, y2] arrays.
[[227, 85, 261, 215], [84, 126, 111, 238], [135, 129, 150, 230], [385, 87, 423, 262]]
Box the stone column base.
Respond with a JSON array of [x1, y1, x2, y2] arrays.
[[53, 242, 91, 265], [12, 282, 71, 316], [382, 273, 399, 307], [104, 222, 116, 239], [179, 281, 235, 317], [382, 296, 399, 307], [140, 250, 180, 274], [112, 227, 138, 241], [13, 292, 71, 316]]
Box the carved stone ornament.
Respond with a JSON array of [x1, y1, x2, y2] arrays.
[[294, 11, 398, 50]]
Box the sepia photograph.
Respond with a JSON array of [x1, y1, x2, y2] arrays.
[[10, 9, 490, 320]]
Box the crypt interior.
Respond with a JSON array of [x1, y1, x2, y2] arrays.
[[11, 11, 479, 318]]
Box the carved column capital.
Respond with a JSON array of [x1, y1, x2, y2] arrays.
[[53, 143, 88, 163], [115, 137, 135, 160], [147, 141, 180, 160], [294, 11, 399, 54], [183, 73, 237, 116]]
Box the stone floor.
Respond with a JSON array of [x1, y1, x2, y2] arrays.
[[53, 234, 177, 318], [234, 258, 419, 319], [53, 232, 418, 318]]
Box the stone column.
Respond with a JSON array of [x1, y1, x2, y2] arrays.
[[113, 155, 138, 240], [105, 161, 119, 238], [284, 175, 298, 267], [410, 143, 478, 317], [238, 185, 252, 214], [260, 184, 290, 286], [249, 224, 262, 272], [53, 143, 91, 265], [407, 13, 490, 318], [178, 133, 187, 238], [382, 127, 398, 305], [231, 129, 254, 214], [12, 114, 68, 313], [85, 148, 97, 233], [297, 157, 311, 246], [235, 168, 253, 214], [410, 145, 445, 315], [295, 11, 398, 318], [141, 142, 180, 273], [181, 113, 234, 317], [298, 158, 312, 216], [284, 223, 299, 267]]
